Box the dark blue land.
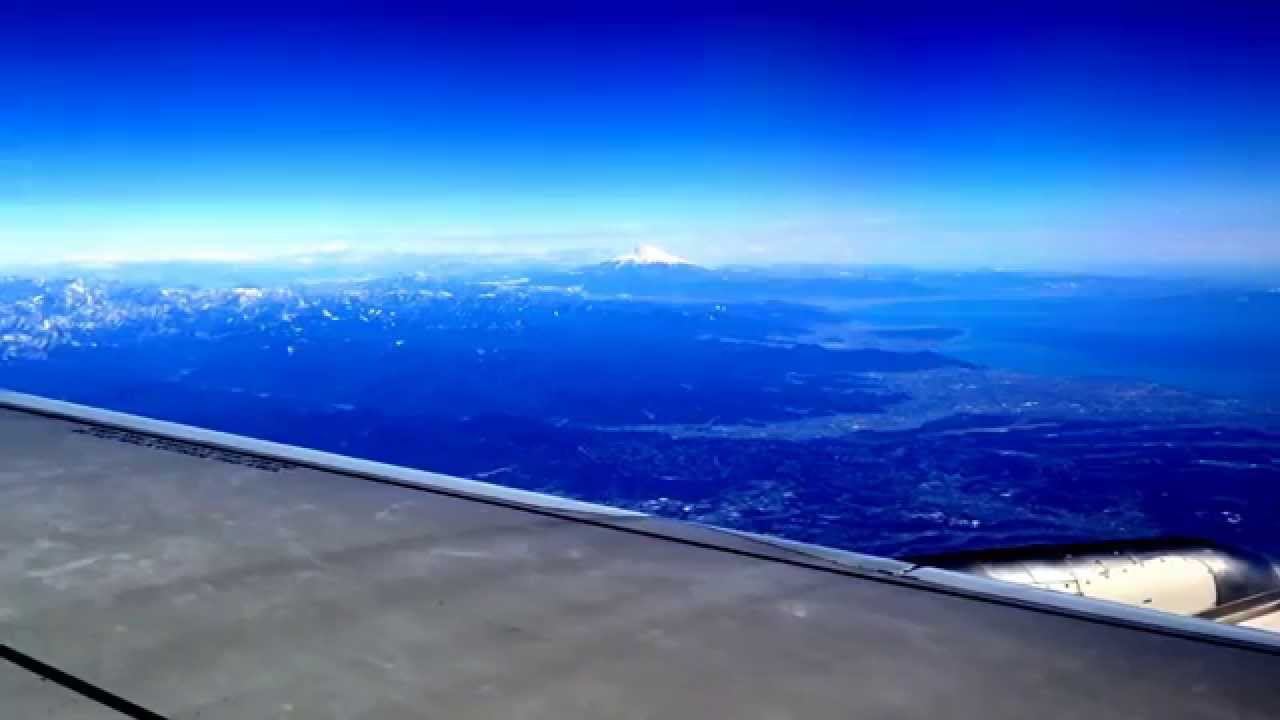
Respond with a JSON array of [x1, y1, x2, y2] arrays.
[[2, 261, 1278, 558]]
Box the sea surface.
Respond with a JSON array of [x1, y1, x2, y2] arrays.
[[850, 292, 1280, 401]]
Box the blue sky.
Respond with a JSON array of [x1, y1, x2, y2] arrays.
[[2, 2, 1278, 269]]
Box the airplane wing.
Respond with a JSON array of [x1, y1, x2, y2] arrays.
[[1, 391, 1278, 719]]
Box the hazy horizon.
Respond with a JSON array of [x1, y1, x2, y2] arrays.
[[4, 240, 1280, 282]]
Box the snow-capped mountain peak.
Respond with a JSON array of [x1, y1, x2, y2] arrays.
[[611, 245, 693, 267]]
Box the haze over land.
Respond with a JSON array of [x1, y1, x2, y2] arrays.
[[3, 251, 1278, 558]]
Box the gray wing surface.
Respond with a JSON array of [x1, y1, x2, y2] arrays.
[[1, 392, 1278, 719]]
